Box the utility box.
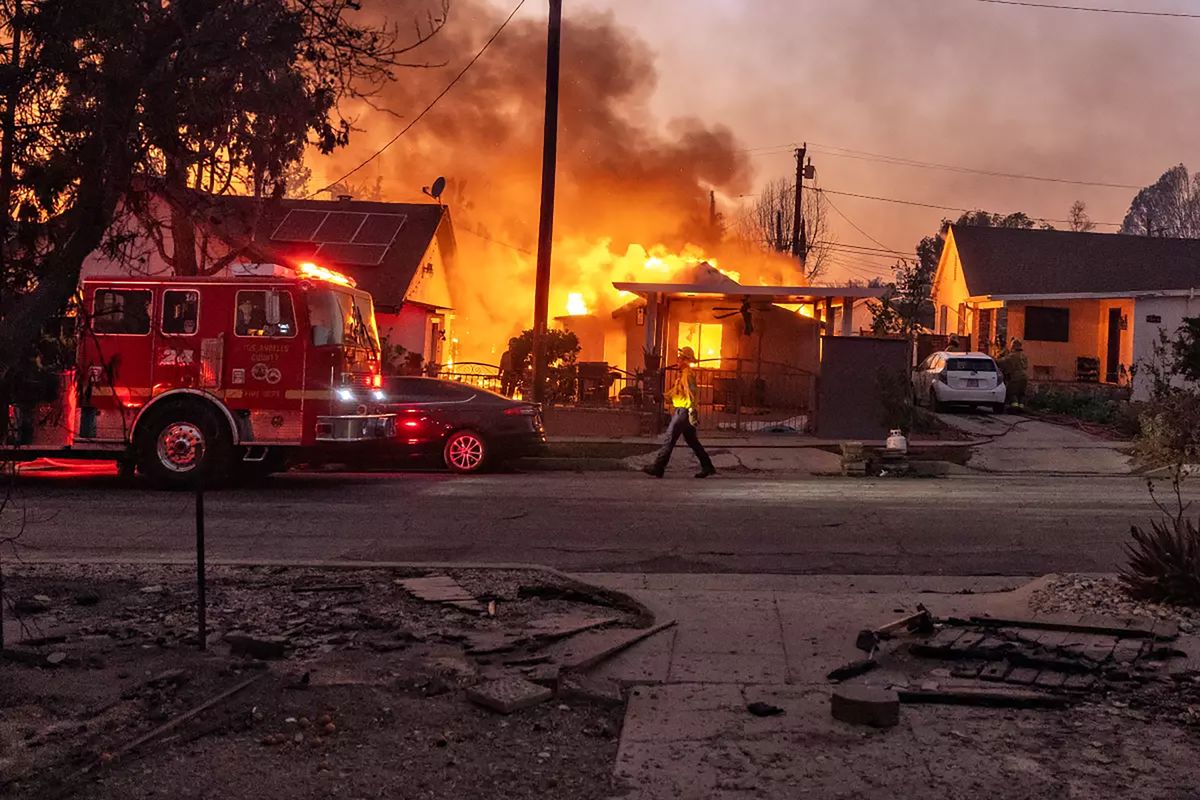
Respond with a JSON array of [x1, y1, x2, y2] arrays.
[[817, 336, 910, 440]]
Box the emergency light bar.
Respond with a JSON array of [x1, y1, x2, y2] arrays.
[[230, 261, 357, 288]]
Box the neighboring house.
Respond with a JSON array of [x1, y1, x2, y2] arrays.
[[933, 225, 1200, 398], [81, 187, 457, 369]]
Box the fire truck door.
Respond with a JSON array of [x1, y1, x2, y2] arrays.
[[226, 288, 304, 442], [155, 288, 204, 392], [84, 286, 157, 427]]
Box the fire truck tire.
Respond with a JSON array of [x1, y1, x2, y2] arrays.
[[135, 400, 234, 488], [443, 430, 489, 474]]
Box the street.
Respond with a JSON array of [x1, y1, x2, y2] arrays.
[[9, 469, 1185, 575]]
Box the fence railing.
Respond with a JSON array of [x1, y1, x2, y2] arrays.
[[431, 358, 816, 433]]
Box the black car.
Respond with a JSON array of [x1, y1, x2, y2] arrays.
[[379, 376, 546, 473]]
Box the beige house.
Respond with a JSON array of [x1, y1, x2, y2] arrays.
[[933, 225, 1200, 397]]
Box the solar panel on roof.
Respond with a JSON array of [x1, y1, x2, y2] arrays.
[[352, 214, 407, 245], [313, 212, 368, 243], [315, 242, 389, 266], [270, 209, 328, 242]]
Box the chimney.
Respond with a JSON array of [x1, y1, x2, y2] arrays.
[[336, 193, 353, 203]]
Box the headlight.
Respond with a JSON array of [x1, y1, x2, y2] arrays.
[[372, 390, 386, 402], [336, 388, 355, 402]]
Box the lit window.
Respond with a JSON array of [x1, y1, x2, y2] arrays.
[[677, 322, 724, 365]]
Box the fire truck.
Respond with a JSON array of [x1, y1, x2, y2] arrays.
[[2, 262, 395, 486]]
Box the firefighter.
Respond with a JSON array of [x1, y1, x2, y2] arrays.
[[999, 338, 1028, 409], [643, 346, 716, 479], [498, 337, 519, 397]]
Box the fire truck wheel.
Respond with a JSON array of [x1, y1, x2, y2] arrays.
[[443, 430, 489, 474], [135, 401, 233, 488]]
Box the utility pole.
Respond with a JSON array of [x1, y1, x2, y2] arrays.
[[530, 0, 563, 405], [790, 144, 807, 265]]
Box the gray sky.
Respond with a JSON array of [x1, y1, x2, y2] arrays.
[[566, 0, 1200, 280]]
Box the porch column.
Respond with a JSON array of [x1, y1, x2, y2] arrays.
[[642, 292, 659, 369], [841, 297, 854, 336], [823, 297, 834, 335]]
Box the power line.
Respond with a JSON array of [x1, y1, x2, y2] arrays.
[[744, 140, 1141, 190], [311, 0, 528, 198], [460, 225, 533, 255], [812, 187, 1122, 228], [820, 190, 900, 251], [963, 0, 1200, 18]]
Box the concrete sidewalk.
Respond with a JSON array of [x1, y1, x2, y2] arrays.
[[582, 573, 1198, 799], [937, 412, 1134, 475]]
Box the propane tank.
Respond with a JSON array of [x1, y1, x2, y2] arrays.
[[885, 428, 908, 454]]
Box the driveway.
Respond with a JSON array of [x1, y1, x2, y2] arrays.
[[937, 412, 1134, 475]]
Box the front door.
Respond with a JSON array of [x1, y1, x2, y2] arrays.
[[1105, 308, 1122, 383]]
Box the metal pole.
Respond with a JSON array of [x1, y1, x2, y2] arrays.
[[531, 0, 563, 405], [790, 144, 807, 262], [196, 487, 206, 651]]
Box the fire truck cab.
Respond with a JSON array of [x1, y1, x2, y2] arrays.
[[4, 262, 395, 486]]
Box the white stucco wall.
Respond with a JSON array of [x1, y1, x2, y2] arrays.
[[1132, 294, 1200, 400]]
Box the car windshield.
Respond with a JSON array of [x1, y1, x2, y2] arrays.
[[308, 288, 380, 352], [945, 358, 995, 372]]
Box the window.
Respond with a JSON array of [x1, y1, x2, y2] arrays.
[[92, 289, 151, 335], [162, 290, 199, 335], [944, 358, 996, 373], [1024, 306, 1070, 343], [677, 321, 723, 364], [235, 290, 296, 338]]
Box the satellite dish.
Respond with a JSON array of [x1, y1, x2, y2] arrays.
[[422, 176, 447, 204]]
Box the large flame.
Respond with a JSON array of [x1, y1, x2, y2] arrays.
[[565, 292, 589, 316]]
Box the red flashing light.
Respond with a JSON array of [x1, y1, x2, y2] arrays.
[[372, 373, 382, 389], [403, 420, 420, 429], [298, 261, 356, 287]]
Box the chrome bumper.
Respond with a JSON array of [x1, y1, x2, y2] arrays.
[[315, 414, 396, 442]]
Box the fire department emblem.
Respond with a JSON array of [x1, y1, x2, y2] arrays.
[[266, 368, 282, 385], [232, 368, 246, 385], [251, 362, 269, 381]]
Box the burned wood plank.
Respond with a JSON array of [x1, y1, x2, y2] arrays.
[[826, 659, 879, 682], [969, 614, 1172, 641], [546, 620, 677, 672], [897, 687, 1070, 709]]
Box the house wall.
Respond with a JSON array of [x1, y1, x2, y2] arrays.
[[1132, 295, 1200, 400], [1006, 298, 1134, 382], [932, 232, 972, 336], [377, 305, 445, 367], [403, 233, 453, 311]]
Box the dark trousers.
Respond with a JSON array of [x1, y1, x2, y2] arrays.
[[653, 408, 714, 472], [501, 372, 518, 397]]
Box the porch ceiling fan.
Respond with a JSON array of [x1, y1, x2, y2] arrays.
[[713, 296, 754, 336]]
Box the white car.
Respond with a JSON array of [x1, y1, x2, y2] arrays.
[[912, 351, 1006, 413]]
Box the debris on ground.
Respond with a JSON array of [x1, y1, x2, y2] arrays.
[[831, 686, 900, 728], [0, 563, 648, 799], [745, 701, 784, 717]]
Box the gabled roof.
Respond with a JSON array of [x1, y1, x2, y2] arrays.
[[949, 225, 1200, 297], [181, 192, 453, 309]]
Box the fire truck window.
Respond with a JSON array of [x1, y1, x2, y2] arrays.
[[162, 290, 199, 335], [235, 290, 296, 338], [92, 289, 151, 335]]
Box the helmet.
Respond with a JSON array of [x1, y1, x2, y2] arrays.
[[678, 346, 696, 363]]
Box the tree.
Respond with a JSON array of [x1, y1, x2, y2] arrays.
[[1121, 164, 1200, 238], [733, 176, 833, 280], [0, 0, 445, 384], [1068, 200, 1096, 233]]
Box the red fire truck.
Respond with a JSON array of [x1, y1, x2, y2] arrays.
[[3, 262, 395, 486]]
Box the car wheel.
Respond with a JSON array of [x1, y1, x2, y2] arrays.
[[444, 430, 488, 474], [135, 401, 233, 488]]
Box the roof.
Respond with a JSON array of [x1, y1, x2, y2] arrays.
[[611, 282, 886, 301], [949, 225, 1200, 297], [179, 191, 453, 309]]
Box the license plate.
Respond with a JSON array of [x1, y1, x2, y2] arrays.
[[967, 379, 980, 387]]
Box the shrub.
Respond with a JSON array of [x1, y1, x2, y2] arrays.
[[1119, 516, 1200, 605]]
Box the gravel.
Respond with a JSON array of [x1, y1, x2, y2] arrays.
[[1030, 574, 1199, 634]]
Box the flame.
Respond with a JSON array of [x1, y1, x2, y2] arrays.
[[566, 292, 589, 316]]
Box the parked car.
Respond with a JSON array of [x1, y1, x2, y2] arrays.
[[379, 376, 546, 473], [912, 351, 1006, 413]]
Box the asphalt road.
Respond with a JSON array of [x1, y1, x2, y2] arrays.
[[6, 465, 1186, 576]]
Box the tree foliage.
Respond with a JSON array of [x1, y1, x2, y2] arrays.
[[0, 0, 445, 383], [1121, 164, 1200, 238]]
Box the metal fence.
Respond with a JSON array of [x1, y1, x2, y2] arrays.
[[432, 359, 815, 433]]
